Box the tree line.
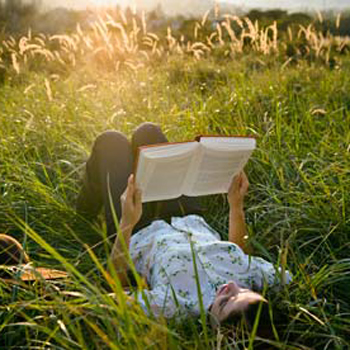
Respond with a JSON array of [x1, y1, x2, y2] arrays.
[[0, 0, 349, 37]]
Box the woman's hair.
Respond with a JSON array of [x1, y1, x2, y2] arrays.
[[0, 234, 30, 265], [208, 300, 275, 340], [224, 301, 273, 337]]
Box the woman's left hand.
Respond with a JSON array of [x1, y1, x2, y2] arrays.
[[227, 171, 249, 209], [120, 174, 142, 229]]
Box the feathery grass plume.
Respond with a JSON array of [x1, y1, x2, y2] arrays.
[[297, 24, 310, 40], [44, 78, 53, 101], [222, 18, 238, 44], [21, 44, 43, 55], [151, 40, 158, 55], [206, 32, 216, 49], [24, 84, 35, 94], [216, 23, 224, 46], [8, 35, 16, 46], [271, 21, 278, 52], [201, 10, 210, 27], [259, 28, 267, 55], [53, 50, 65, 65], [76, 23, 84, 38], [214, 0, 220, 19], [69, 52, 76, 67], [336, 13, 341, 30], [2, 40, 10, 50], [191, 42, 211, 54], [245, 17, 258, 41], [281, 57, 293, 70], [50, 35, 78, 52], [316, 10, 323, 24], [194, 22, 201, 40], [34, 36, 46, 47], [166, 27, 177, 51], [31, 49, 54, 62], [142, 35, 154, 48], [147, 33, 159, 43], [82, 34, 94, 50], [18, 36, 28, 55], [11, 53, 20, 74], [138, 50, 149, 61], [225, 14, 244, 28]]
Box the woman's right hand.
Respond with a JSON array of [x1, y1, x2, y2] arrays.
[[120, 174, 142, 229], [227, 171, 249, 209]]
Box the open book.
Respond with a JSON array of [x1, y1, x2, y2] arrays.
[[135, 136, 256, 203]]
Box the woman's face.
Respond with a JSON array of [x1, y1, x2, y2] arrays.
[[209, 281, 267, 324]]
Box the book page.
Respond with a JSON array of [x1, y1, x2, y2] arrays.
[[200, 136, 256, 150], [136, 142, 199, 203], [185, 138, 255, 197]]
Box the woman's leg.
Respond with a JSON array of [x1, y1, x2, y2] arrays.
[[77, 131, 133, 239], [132, 123, 202, 229]]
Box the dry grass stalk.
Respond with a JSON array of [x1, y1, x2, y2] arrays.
[[201, 10, 210, 27], [141, 11, 147, 35], [214, 1, 220, 19], [11, 53, 20, 74], [336, 14, 341, 30], [316, 11, 323, 24], [44, 78, 53, 101], [166, 27, 177, 51], [216, 23, 224, 46], [224, 14, 244, 29], [194, 22, 201, 40]]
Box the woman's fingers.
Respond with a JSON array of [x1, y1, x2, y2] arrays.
[[230, 172, 242, 192], [121, 175, 133, 204], [123, 174, 142, 206], [227, 171, 249, 206], [126, 174, 135, 199], [240, 171, 249, 194], [135, 187, 142, 204]]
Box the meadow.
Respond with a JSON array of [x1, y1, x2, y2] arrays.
[[0, 8, 350, 349]]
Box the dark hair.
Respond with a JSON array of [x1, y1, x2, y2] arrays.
[[220, 301, 273, 338], [0, 234, 30, 266]]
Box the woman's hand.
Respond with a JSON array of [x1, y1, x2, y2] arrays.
[[227, 171, 249, 209], [120, 174, 142, 229]]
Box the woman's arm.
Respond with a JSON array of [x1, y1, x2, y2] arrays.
[[227, 172, 251, 254], [110, 175, 142, 287]]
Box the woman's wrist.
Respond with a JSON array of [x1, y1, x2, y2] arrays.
[[119, 219, 136, 232], [229, 200, 244, 213], [112, 221, 132, 258]]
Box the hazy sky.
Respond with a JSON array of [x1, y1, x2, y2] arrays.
[[43, 0, 350, 12]]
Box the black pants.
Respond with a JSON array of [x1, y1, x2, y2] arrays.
[[76, 123, 201, 242]]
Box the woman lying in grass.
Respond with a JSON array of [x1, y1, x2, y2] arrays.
[[77, 123, 291, 332]]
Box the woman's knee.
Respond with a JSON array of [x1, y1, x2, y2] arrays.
[[132, 123, 167, 147], [93, 130, 131, 154]]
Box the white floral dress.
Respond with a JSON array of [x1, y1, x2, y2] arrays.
[[129, 215, 291, 319]]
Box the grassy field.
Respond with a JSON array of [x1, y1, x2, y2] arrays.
[[0, 10, 350, 349]]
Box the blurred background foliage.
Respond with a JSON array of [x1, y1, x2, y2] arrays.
[[1, 0, 350, 36]]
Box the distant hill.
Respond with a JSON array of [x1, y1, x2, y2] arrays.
[[134, 0, 215, 16], [40, 0, 350, 15], [41, 0, 215, 16], [224, 0, 350, 11]]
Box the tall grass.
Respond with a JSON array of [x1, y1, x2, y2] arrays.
[[1, 9, 349, 83], [0, 8, 349, 350]]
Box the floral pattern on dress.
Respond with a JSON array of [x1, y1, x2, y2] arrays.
[[129, 215, 292, 319]]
